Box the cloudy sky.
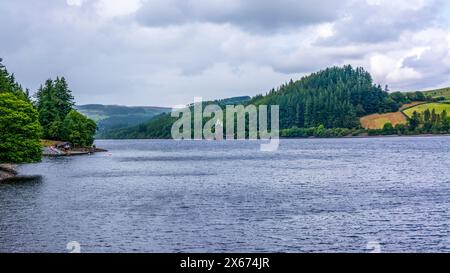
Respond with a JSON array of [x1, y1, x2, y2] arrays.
[[1, 0, 450, 106]]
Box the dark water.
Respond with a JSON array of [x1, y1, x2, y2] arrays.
[[1, 137, 450, 253]]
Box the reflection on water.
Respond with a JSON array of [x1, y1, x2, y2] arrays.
[[1, 137, 450, 253], [1, 175, 43, 184]]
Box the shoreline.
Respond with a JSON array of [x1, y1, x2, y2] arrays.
[[0, 164, 18, 182], [94, 133, 450, 141], [281, 133, 450, 140]]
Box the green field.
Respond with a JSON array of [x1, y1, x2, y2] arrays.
[[403, 103, 450, 117], [423, 87, 450, 99]]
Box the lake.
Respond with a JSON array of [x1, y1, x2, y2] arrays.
[[1, 137, 450, 253]]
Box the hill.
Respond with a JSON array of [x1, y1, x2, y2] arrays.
[[248, 65, 397, 129], [76, 104, 170, 137], [360, 100, 450, 130], [360, 112, 407, 130], [403, 102, 450, 118], [101, 96, 251, 139], [103, 66, 396, 139], [423, 87, 450, 99]]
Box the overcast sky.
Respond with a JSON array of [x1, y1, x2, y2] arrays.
[[1, 0, 450, 106]]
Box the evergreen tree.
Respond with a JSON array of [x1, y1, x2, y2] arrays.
[[408, 111, 420, 131], [35, 78, 75, 140], [423, 109, 432, 132], [0, 58, 28, 101], [250, 65, 391, 129], [54, 77, 74, 118], [35, 79, 61, 139]]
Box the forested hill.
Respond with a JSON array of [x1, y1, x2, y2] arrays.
[[100, 96, 251, 139], [249, 65, 397, 129], [76, 104, 170, 137], [101, 65, 397, 139]]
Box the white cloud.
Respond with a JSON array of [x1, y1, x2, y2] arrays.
[[95, 0, 143, 19], [66, 0, 83, 7]]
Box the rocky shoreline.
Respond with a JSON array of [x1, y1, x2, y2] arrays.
[[0, 164, 18, 182]]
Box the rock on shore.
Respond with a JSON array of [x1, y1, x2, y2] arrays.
[[0, 164, 18, 182]]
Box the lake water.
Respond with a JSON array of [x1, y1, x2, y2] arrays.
[[1, 137, 450, 253]]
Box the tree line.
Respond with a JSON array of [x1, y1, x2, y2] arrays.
[[0, 58, 96, 164]]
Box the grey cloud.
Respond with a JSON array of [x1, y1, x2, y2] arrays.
[[320, 0, 444, 45], [1, 0, 450, 106], [400, 46, 450, 89], [135, 0, 344, 32]]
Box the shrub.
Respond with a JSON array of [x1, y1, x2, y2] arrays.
[[0, 93, 42, 163]]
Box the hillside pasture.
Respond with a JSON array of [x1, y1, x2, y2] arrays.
[[423, 87, 450, 99], [360, 112, 407, 130], [403, 103, 450, 118]]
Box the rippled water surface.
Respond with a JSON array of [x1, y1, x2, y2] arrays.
[[1, 137, 450, 252]]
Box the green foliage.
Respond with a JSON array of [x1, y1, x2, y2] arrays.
[[35, 77, 75, 139], [61, 110, 97, 147], [280, 126, 352, 138], [408, 111, 421, 131], [403, 108, 450, 134], [423, 87, 450, 100], [360, 108, 450, 137], [381, 122, 395, 135], [394, 123, 407, 135], [35, 77, 97, 146], [101, 97, 250, 139], [390, 91, 428, 104], [251, 65, 395, 129], [0, 58, 30, 101], [0, 58, 42, 163], [0, 92, 42, 163]]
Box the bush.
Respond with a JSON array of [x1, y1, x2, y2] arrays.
[[394, 123, 407, 135], [0, 93, 42, 163], [61, 110, 97, 147], [382, 122, 395, 135]]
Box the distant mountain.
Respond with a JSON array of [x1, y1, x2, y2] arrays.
[[76, 104, 170, 137], [101, 96, 251, 139]]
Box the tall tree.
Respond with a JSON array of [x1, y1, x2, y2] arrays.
[[0, 58, 42, 163], [408, 111, 420, 131], [54, 77, 74, 119], [35, 77, 75, 139], [61, 110, 97, 147]]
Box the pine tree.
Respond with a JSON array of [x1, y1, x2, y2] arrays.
[[54, 77, 74, 119], [35, 79, 62, 139], [35, 78, 75, 140], [408, 111, 420, 131]]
